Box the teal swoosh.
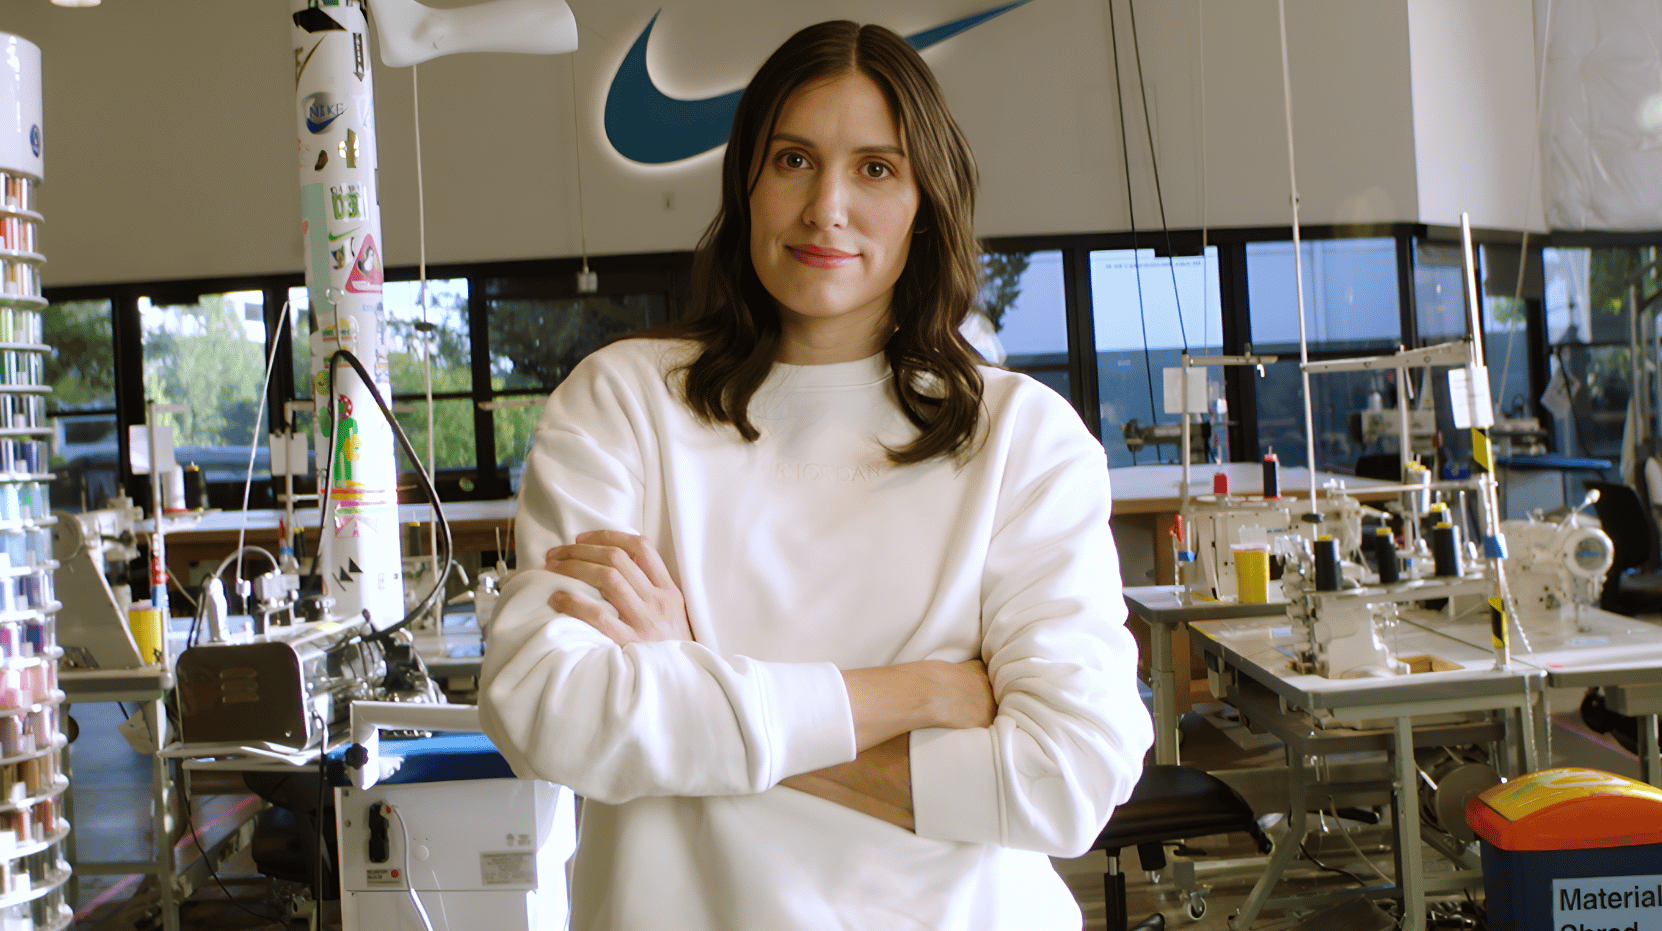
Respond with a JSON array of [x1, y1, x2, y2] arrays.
[[605, 1, 1033, 165]]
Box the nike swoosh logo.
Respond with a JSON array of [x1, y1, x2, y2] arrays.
[[328, 226, 361, 243], [604, 1, 1032, 165], [307, 112, 344, 134]]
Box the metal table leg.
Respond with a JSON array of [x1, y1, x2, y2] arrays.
[[1393, 716, 1425, 931], [1231, 750, 1306, 930], [153, 699, 180, 931], [1150, 618, 1180, 765]]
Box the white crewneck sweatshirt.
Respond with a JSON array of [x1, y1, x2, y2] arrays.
[[480, 338, 1151, 930]]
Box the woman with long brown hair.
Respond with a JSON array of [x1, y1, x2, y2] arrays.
[[481, 19, 1150, 930]]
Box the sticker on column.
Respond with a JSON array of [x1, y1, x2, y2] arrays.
[[346, 234, 381, 294], [303, 92, 347, 135]]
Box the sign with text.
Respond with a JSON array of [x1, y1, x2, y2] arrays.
[[1553, 874, 1662, 931]]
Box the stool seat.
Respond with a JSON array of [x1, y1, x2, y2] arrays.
[[1092, 765, 1269, 931], [1095, 765, 1263, 852]]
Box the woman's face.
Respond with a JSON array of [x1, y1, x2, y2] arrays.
[[748, 71, 921, 363]]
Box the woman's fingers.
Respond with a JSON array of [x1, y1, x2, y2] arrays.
[[583, 530, 678, 591], [546, 544, 653, 619], [542, 531, 693, 643], [549, 588, 638, 647]]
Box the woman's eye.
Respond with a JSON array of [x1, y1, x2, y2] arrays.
[[778, 151, 807, 170], [863, 162, 891, 179]]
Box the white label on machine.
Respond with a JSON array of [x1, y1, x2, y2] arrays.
[[126, 424, 176, 475], [1552, 874, 1662, 930], [1161, 367, 1209, 416], [480, 851, 536, 886], [1446, 366, 1494, 429], [365, 868, 402, 886]]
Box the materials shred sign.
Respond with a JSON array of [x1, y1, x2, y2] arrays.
[[1553, 875, 1662, 930]]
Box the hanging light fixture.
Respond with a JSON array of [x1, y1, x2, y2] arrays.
[[49, 0, 102, 8]]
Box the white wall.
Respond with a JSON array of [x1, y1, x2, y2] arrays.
[[1408, 0, 1547, 231], [0, 0, 1544, 288]]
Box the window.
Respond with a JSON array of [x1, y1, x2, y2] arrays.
[[140, 290, 273, 484], [979, 250, 1067, 396], [1246, 238, 1400, 472], [45, 298, 116, 510], [1413, 243, 1471, 346], [1091, 247, 1223, 467], [1479, 245, 1534, 424], [484, 280, 668, 490], [1542, 246, 1659, 462], [383, 279, 474, 481]]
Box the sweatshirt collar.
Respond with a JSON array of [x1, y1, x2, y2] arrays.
[[768, 352, 891, 389]]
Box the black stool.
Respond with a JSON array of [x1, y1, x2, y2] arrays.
[[1094, 765, 1272, 931]]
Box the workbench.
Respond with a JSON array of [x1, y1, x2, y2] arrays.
[[1188, 612, 1548, 931]]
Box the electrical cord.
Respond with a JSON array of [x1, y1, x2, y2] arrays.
[[327, 349, 455, 644], [1326, 804, 1393, 884], [1124, 0, 1190, 353], [1104, 0, 1160, 430], [186, 546, 280, 650], [306, 347, 455, 644], [235, 300, 291, 593], [387, 803, 436, 931], [1298, 839, 1367, 887]]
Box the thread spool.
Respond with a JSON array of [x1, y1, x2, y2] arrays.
[[1313, 535, 1341, 591], [1213, 472, 1230, 495], [127, 601, 164, 666], [1261, 452, 1280, 498], [20, 622, 44, 658], [1432, 522, 1462, 577], [1371, 527, 1399, 584], [183, 463, 209, 511], [1233, 545, 1271, 603], [161, 466, 187, 514]]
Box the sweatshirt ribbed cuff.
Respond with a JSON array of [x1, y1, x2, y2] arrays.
[[910, 725, 1000, 845], [746, 658, 859, 781]]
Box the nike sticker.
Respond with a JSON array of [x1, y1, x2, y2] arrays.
[[604, 1, 1033, 165], [304, 91, 348, 135], [328, 226, 362, 243]]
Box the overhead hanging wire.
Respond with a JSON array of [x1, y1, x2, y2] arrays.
[[570, 53, 592, 285], [1106, 0, 1160, 429], [1276, 0, 1320, 506], [1496, 0, 1555, 420], [412, 63, 441, 595], [1125, 0, 1190, 352], [1196, 0, 1211, 353], [231, 299, 291, 604]]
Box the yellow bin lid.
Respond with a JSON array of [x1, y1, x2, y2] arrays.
[[1467, 768, 1662, 851]]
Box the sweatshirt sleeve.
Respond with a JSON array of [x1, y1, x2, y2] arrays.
[[909, 389, 1153, 857], [478, 347, 858, 803]]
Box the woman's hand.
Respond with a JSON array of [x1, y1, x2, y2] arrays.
[[545, 530, 692, 646]]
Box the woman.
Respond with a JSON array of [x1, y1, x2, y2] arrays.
[[480, 19, 1151, 930]]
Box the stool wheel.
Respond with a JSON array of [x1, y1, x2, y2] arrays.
[[1186, 894, 1207, 920]]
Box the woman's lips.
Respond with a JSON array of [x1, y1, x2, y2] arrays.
[[787, 245, 857, 269]]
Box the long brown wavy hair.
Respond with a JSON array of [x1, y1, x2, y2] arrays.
[[650, 20, 985, 465]]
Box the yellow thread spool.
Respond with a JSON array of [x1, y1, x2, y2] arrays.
[[127, 601, 164, 666], [1233, 545, 1271, 604]]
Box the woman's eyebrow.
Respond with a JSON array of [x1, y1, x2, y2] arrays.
[[768, 132, 907, 158]]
